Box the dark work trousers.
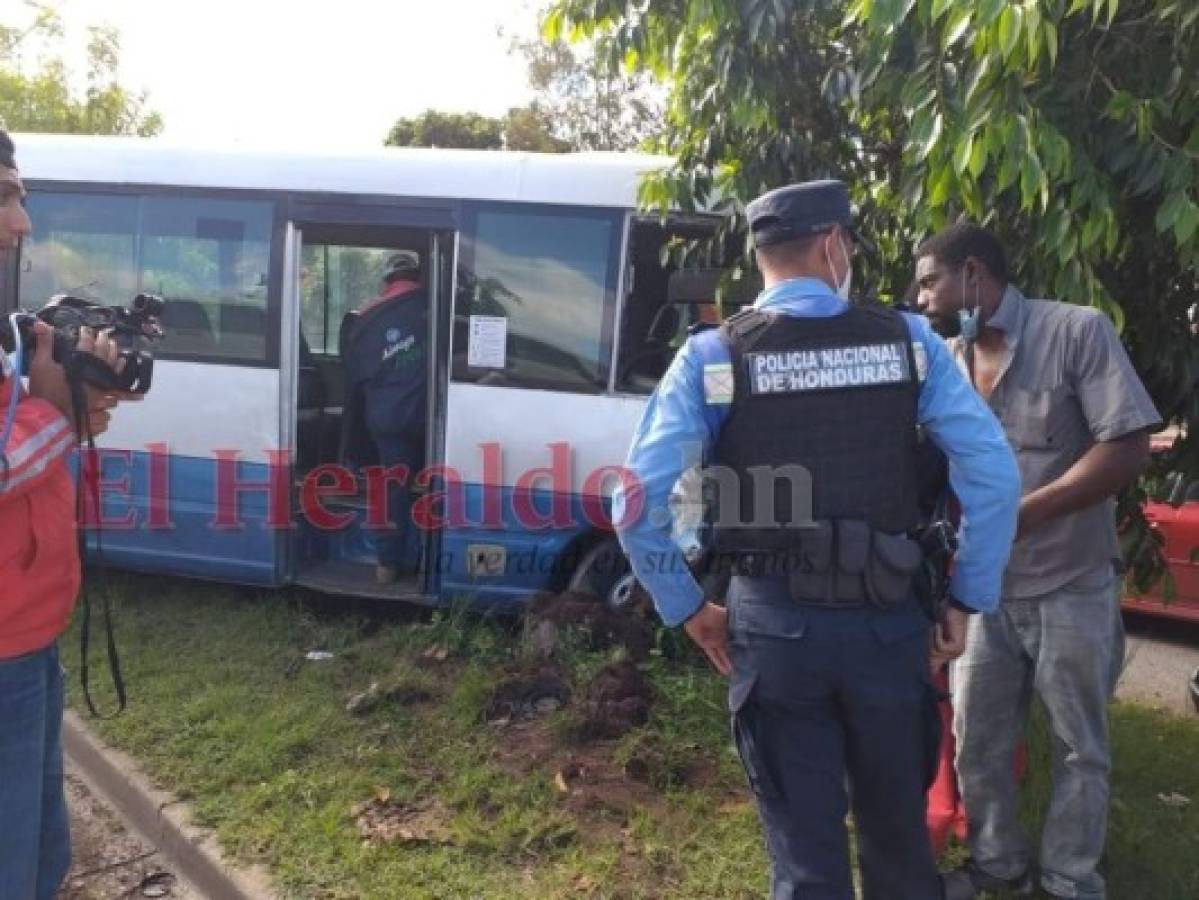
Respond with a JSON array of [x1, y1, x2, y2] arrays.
[[727, 576, 943, 900], [368, 431, 425, 571]]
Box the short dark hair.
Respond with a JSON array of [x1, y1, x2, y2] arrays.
[[916, 222, 1008, 283], [0, 130, 15, 170], [754, 229, 831, 268]]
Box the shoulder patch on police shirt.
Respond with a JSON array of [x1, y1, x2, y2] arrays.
[[744, 341, 911, 395], [911, 340, 928, 382], [703, 362, 735, 404]]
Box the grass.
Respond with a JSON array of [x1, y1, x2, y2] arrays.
[[62, 575, 1199, 899]]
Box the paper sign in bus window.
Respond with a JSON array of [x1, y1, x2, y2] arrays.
[[467, 315, 508, 369]]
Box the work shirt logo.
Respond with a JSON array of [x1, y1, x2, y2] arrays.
[[381, 326, 425, 374], [745, 341, 911, 395]]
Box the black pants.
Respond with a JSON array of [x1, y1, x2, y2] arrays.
[[728, 579, 943, 900]]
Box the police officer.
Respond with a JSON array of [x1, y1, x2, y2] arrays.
[[613, 180, 1021, 899]]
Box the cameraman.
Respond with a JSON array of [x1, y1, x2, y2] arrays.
[[0, 129, 130, 899]]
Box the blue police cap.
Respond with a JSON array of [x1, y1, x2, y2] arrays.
[[746, 179, 869, 250]]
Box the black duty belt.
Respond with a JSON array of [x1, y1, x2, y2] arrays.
[[712, 519, 924, 609]]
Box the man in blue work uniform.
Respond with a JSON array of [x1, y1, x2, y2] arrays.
[[342, 251, 428, 583], [613, 180, 1021, 900]]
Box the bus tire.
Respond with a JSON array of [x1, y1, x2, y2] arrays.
[[567, 538, 637, 612]]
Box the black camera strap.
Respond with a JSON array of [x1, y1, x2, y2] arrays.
[[70, 377, 127, 718]]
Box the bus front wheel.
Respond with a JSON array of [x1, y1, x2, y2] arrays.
[[567, 539, 637, 612]]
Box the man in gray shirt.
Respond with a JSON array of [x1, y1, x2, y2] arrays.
[[914, 223, 1161, 900]]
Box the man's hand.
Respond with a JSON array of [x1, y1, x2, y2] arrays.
[[685, 601, 732, 676], [83, 386, 119, 438], [26, 323, 135, 438], [26, 320, 73, 419], [1015, 430, 1152, 540], [929, 606, 970, 676]]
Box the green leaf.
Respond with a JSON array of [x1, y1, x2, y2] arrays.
[[1025, 2, 1042, 59], [954, 131, 974, 174], [1020, 152, 1045, 210], [541, 8, 564, 41], [909, 108, 944, 162], [1154, 191, 1185, 233], [931, 0, 955, 23], [1046, 206, 1071, 250], [1045, 20, 1059, 67], [1174, 200, 1199, 245], [924, 112, 944, 160], [843, 0, 872, 26], [964, 55, 991, 105], [998, 5, 1024, 61], [929, 164, 954, 206], [976, 0, 1005, 28], [968, 134, 989, 177], [997, 150, 1020, 191], [1067, 0, 1090, 14], [943, 5, 972, 46], [1106, 0, 1120, 26]]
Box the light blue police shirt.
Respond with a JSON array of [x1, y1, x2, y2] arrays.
[[613, 276, 1021, 627]]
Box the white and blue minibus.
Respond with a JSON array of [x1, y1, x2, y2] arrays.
[[2, 134, 732, 609]]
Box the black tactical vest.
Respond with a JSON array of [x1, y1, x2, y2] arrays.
[[711, 303, 921, 551]]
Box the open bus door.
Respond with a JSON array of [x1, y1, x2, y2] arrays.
[[279, 203, 454, 600]]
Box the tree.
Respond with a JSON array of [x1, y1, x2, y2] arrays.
[[510, 29, 664, 151], [504, 102, 571, 153], [547, 0, 1198, 588], [384, 105, 571, 153], [385, 109, 505, 150], [0, 2, 162, 136]]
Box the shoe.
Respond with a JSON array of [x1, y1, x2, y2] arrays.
[[942, 862, 1034, 899], [375, 563, 398, 585]]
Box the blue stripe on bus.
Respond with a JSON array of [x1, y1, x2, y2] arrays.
[[79, 450, 280, 586], [80, 451, 617, 602], [437, 483, 605, 605]]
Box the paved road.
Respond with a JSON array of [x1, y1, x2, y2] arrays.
[[1116, 611, 1199, 716]]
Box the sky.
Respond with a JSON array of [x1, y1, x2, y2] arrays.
[[19, 0, 542, 150]]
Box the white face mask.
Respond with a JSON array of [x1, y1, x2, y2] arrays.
[[825, 233, 853, 300]]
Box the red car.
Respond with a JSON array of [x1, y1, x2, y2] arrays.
[[1123, 471, 1199, 624]]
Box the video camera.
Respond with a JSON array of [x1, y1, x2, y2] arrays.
[[0, 293, 166, 394]]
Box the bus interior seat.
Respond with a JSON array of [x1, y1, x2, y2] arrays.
[[220, 303, 266, 357], [161, 299, 217, 355]]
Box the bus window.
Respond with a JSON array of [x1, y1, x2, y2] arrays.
[[300, 244, 398, 356], [615, 216, 756, 394], [453, 206, 621, 393], [19, 192, 273, 363]]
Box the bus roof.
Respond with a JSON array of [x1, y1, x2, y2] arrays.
[[11, 133, 672, 209]]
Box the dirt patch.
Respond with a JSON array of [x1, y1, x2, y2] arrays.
[[526, 591, 655, 661], [59, 772, 196, 900], [351, 791, 456, 846], [572, 660, 654, 741], [484, 665, 572, 723]]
